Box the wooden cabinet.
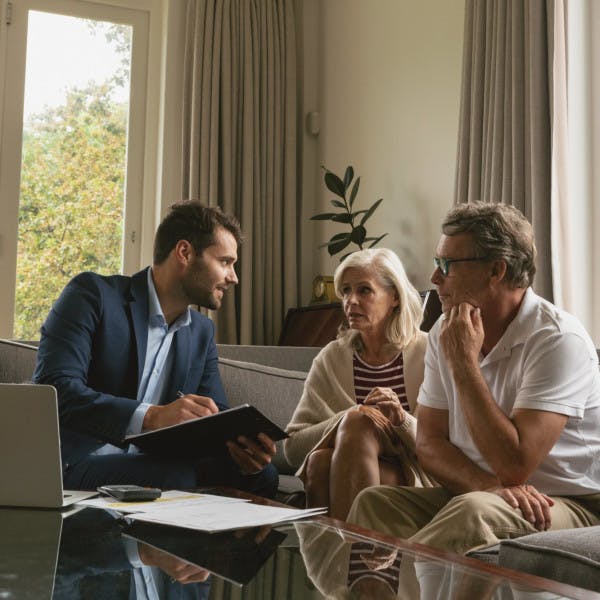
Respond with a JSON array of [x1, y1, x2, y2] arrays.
[[278, 290, 441, 347], [278, 303, 343, 347]]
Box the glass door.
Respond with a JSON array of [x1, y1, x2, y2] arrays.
[[0, 0, 149, 340]]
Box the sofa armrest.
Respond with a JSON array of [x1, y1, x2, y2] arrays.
[[217, 344, 318, 372], [499, 526, 600, 593]]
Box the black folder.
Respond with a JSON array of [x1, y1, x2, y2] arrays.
[[124, 404, 288, 458]]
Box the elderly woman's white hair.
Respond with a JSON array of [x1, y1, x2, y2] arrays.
[[333, 248, 423, 350]]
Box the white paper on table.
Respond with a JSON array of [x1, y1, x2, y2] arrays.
[[77, 490, 249, 514], [127, 502, 327, 532]]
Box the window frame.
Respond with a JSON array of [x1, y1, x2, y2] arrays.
[[0, 0, 164, 338]]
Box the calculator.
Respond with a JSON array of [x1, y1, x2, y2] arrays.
[[97, 484, 162, 502]]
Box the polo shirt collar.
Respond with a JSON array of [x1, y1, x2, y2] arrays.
[[481, 287, 537, 365]]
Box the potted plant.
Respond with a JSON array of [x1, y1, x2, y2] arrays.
[[311, 165, 388, 261]]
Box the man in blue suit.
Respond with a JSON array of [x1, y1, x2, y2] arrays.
[[34, 201, 277, 497]]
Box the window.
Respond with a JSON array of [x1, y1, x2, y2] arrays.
[[0, 0, 156, 339], [566, 0, 600, 346]]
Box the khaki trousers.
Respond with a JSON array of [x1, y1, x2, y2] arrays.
[[347, 485, 600, 555]]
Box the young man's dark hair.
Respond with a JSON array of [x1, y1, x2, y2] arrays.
[[153, 201, 243, 264]]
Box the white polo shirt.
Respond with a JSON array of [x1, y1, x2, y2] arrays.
[[418, 287, 600, 496]]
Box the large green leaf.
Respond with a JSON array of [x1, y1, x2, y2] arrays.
[[328, 235, 352, 255], [324, 172, 345, 198], [360, 198, 383, 225], [343, 166, 354, 191], [331, 213, 353, 224], [318, 232, 349, 248], [330, 232, 350, 241], [350, 225, 366, 245], [349, 177, 360, 208], [310, 212, 338, 221]]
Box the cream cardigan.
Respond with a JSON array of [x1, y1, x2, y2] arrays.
[[284, 331, 433, 485]]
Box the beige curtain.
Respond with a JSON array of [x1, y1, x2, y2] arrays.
[[182, 0, 300, 344], [455, 0, 569, 302]]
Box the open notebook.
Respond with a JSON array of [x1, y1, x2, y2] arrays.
[[0, 383, 96, 508]]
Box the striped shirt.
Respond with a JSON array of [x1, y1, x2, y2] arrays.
[[353, 351, 409, 411]]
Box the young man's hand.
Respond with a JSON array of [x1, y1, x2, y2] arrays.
[[142, 393, 218, 431], [226, 432, 276, 474]]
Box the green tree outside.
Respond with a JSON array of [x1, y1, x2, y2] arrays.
[[14, 23, 130, 340]]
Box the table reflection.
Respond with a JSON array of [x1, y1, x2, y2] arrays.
[[0, 506, 285, 599], [294, 521, 577, 600]]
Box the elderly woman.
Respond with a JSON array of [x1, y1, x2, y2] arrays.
[[284, 248, 434, 519]]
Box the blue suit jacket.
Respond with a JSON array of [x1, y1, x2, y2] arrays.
[[33, 268, 228, 468]]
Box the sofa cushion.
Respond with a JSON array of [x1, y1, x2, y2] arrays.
[[217, 344, 318, 373], [218, 357, 307, 475], [499, 526, 600, 592]]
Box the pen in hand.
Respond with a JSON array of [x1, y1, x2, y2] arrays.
[[175, 390, 219, 416]]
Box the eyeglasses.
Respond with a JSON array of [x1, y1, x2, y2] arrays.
[[433, 256, 488, 277]]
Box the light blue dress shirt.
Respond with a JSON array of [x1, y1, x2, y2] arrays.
[[95, 268, 191, 455]]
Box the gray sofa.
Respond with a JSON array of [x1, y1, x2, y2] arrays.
[[0, 338, 317, 503]]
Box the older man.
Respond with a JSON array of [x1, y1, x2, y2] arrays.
[[347, 202, 600, 554]]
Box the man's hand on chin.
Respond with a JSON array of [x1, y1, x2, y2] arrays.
[[440, 302, 484, 368], [226, 432, 276, 474]]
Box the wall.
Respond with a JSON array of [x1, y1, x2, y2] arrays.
[[299, 0, 465, 303]]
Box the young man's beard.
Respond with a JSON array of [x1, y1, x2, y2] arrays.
[[194, 288, 220, 310], [181, 270, 221, 310]]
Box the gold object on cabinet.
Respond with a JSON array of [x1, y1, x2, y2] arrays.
[[310, 275, 338, 304]]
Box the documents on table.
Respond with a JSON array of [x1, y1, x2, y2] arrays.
[[77, 490, 248, 514], [127, 502, 327, 533], [77, 490, 327, 532]]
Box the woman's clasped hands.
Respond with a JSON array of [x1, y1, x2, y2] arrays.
[[360, 386, 406, 426]]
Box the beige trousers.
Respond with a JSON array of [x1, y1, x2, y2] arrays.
[[347, 485, 600, 555]]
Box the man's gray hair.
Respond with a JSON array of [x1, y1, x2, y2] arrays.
[[442, 202, 536, 288]]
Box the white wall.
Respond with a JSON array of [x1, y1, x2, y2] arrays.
[[299, 0, 465, 302]]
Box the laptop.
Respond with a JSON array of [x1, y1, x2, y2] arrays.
[[0, 383, 97, 508]]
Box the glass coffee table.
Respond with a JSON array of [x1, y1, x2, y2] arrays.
[[0, 492, 597, 599]]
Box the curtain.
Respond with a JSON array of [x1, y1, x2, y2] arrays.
[[181, 0, 300, 344], [455, 0, 569, 302]]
